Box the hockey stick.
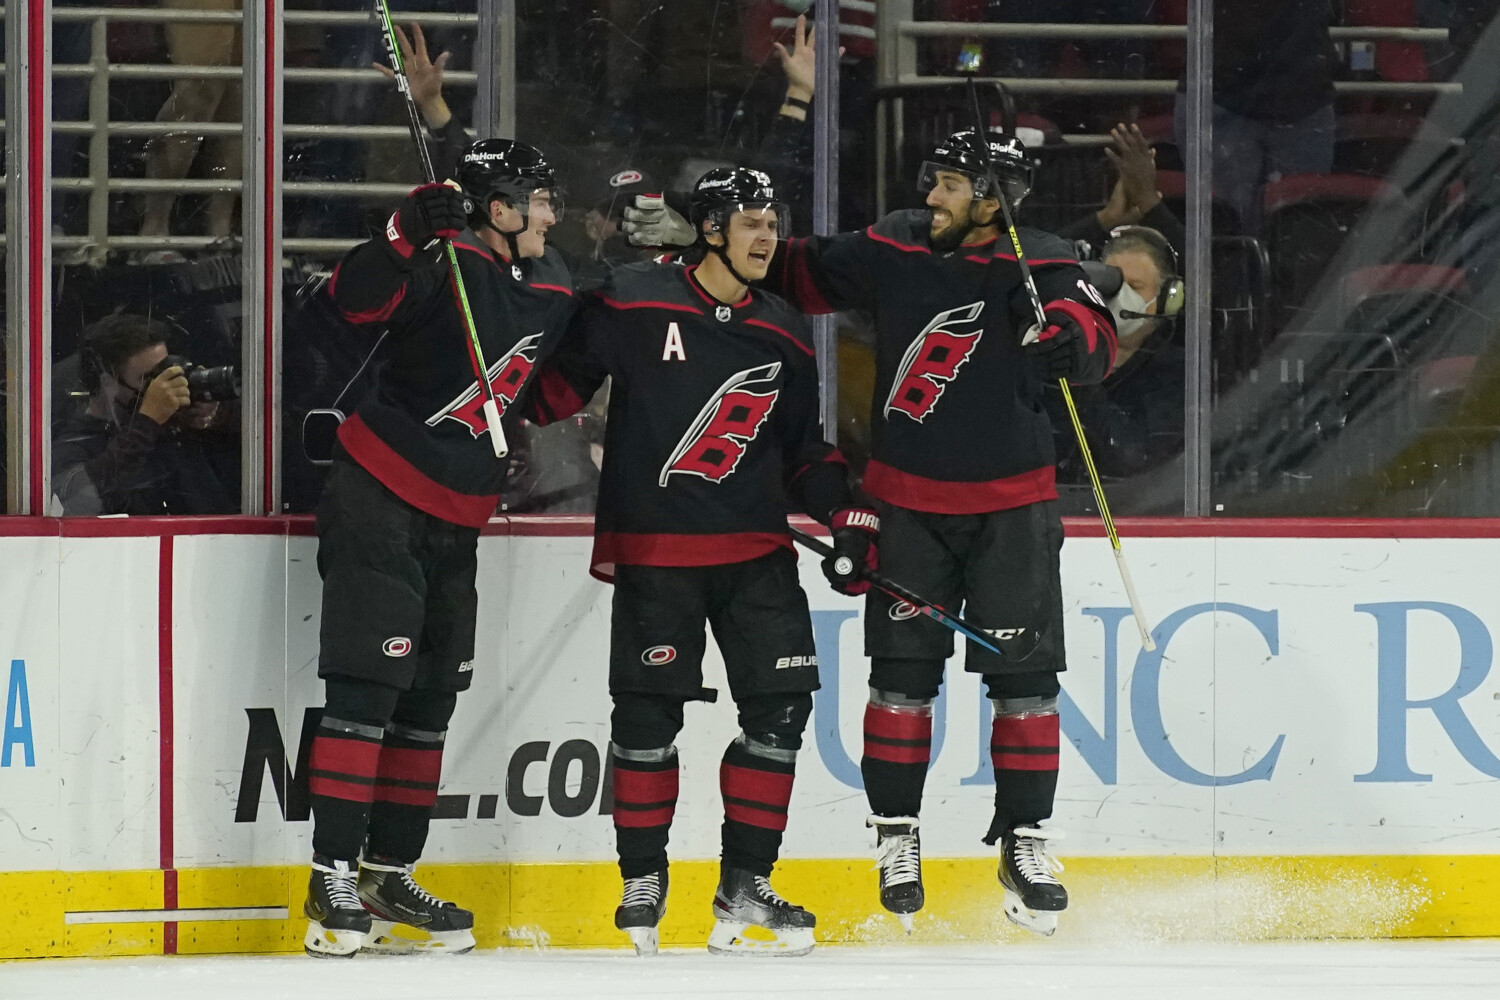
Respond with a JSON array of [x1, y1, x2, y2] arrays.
[[963, 77, 1156, 651], [375, 0, 508, 458], [788, 527, 1020, 658]]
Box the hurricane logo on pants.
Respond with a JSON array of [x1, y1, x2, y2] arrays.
[[659, 362, 782, 486], [884, 301, 985, 422], [426, 332, 544, 437]]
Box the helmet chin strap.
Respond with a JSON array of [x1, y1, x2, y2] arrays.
[[709, 241, 757, 293], [476, 195, 528, 260]]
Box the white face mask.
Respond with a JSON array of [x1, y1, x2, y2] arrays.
[[1107, 282, 1156, 341]]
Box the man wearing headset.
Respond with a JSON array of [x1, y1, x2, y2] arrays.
[[1051, 224, 1188, 484]]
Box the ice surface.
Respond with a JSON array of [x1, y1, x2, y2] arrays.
[[4, 941, 1499, 1000]]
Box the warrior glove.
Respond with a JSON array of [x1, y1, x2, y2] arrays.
[[822, 507, 881, 596]]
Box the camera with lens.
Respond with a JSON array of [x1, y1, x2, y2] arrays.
[[145, 354, 241, 403]]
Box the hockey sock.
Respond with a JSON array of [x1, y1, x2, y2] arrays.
[[365, 689, 457, 865], [861, 689, 934, 819], [309, 715, 385, 864], [719, 734, 797, 877], [611, 744, 680, 879], [983, 696, 1060, 845]]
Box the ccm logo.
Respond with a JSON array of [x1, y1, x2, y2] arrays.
[[642, 645, 677, 666], [889, 602, 921, 621], [774, 655, 818, 669], [382, 636, 413, 657], [985, 627, 1029, 640]]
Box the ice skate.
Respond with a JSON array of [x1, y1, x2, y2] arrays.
[[615, 870, 668, 956], [357, 856, 476, 955], [997, 826, 1067, 936], [303, 855, 371, 958], [869, 815, 923, 933], [707, 865, 816, 957]]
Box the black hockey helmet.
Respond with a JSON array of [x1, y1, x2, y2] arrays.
[[917, 127, 1035, 208], [689, 166, 790, 242], [457, 138, 564, 226]]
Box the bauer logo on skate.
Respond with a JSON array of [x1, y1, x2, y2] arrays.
[[382, 636, 412, 657], [659, 362, 781, 486], [884, 301, 985, 422], [641, 645, 677, 665], [425, 332, 544, 436]]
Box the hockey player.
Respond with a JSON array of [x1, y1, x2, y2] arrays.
[[527, 167, 878, 957], [302, 139, 575, 957], [763, 128, 1116, 936]]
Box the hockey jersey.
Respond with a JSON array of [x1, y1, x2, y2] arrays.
[[528, 262, 850, 582], [766, 209, 1116, 515], [328, 220, 577, 527]]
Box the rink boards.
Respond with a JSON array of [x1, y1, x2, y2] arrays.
[[3, 516, 1500, 957]]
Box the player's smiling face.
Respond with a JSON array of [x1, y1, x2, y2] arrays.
[[492, 190, 557, 259], [720, 206, 780, 281], [925, 169, 996, 248]]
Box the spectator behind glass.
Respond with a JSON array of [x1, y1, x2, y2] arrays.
[[53, 314, 237, 515], [1048, 226, 1185, 486], [1173, 0, 1338, 234], [138, 0, 244, 253]]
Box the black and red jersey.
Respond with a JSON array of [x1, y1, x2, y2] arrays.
[[767, 209, 1116, 515], [528, 262, 850, 582], [328, 220, 576, 527]]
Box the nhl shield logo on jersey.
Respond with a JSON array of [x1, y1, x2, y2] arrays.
[[715, 305, 732, 322], [884, 301, 985, 422], [659, 362, 782, 486], [426, 332, 544, 437]]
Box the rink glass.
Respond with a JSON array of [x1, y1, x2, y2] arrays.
[[2, 2, 1500, 518]]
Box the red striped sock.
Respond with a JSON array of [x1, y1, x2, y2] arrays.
[[720, 738, 796, 874], [309, 718, 383, 863], [861, 701, 933, 818], [988, 711, 1060, 841], [612, 748, 679, 879]]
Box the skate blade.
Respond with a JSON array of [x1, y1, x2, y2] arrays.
[[624, 926, 659, 956], [303, 922, 366, 958], [706, 920, 815, 958], [1002, 890, 1060, 937], [896, 912, 914, 934], [362, 920, 475, 956]]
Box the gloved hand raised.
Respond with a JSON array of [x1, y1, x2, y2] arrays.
[[821, 507, 880, 596], [391, 182, 468, 253], [621, 194, 697, 249]]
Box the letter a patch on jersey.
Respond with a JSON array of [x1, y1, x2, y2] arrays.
[[883, 301, 985, 422], [426, 332, 544, 437], [662, 321, 687, 361], [659, 362, 782, 486]]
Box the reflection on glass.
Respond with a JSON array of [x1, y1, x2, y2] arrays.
[[1207, 1, 1500, 516], [48, 1, 246, 515]]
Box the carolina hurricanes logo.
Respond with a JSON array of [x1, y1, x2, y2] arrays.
[[883, 301, 985, 422], [659, 362, 782, 486], [426, 332, 543, 437]]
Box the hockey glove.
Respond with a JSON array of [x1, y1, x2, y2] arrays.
[[822, 507, 880, 596], [390, 182, 468, 257], [621, 195, 697, 249], [1023, 310, 1090, 382]]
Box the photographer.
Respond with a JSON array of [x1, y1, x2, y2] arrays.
[[53, 314, 238, 515]]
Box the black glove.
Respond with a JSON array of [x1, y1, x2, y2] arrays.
[[822, 507, 880, 596], [1023, 310, 1089, 382], [390, 182, 467, 255]]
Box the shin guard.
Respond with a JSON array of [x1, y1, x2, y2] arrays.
[[309, 715, 385, 864], [720, 734, 797, 876], [365, 721, 446, 865], [611, 743, 679, 879], [861, 689, 934, 820], [984, 695, 1060, 845]]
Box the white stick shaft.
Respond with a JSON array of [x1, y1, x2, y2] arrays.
[[1112, 546, 1155, 651], [482, 399, 508, 458]]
